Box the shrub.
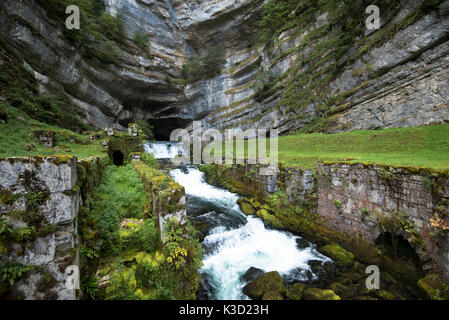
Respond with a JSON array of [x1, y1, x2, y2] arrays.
[[133, 32, 150, 51], [0, 261, 33, 286], [135, 119, 154, 141], [334, 199, 342, 209], [182, 45, 226, 83]]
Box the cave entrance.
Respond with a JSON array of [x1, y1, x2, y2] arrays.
[[112, 150, 124, 166], [375, 232, 422, 270], [148, 118, 191, 141]]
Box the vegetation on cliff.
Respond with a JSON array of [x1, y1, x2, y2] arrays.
[[254, 0, 447, 132]]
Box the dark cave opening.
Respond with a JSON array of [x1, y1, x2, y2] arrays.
[[375, 232, 422, 270], [148, 118, 191, 141], [112, 150, 124, 166]]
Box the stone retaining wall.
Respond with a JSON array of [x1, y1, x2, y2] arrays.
[[316, 163, 449, 282]]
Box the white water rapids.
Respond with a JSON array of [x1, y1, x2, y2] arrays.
[[146, 142, 331, 300], [143, 141, 186, 159]]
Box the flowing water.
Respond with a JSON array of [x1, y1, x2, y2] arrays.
[[146, 142, 331, 300], [143, 141, 186, 159]]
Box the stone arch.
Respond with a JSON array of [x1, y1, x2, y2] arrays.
[[375, 231, 423, 270]]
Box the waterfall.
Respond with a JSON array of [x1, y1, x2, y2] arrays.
[[170, 165, 331, 300], [143, 141, 186, 159]]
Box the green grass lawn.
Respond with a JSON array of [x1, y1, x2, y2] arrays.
[[0, 104, 104, 159], [277, 124, 449, 169], [216, 124, 449, 170]]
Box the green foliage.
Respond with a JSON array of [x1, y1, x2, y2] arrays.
[[134, 119, 155, 141], [244, 169, 256, 180], [141, 152, 159, 169], [360, 208, 370, 217], [334, 199, 342, 209], [0, 53, 89, 132], [133, 32, 150, 51], [81, 275, 99, 300], [35, 0, 126, 65], [0, 260, 33, 286], [163, 218, 188, 268], [182, 46, 226, 83], [258, 0, 303, 43], [89, 165, 147, 255], [272, 124, 449, 169]]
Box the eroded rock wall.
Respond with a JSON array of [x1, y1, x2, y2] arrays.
[[0, 156, 79, 299], [0, 155, 108, 299]]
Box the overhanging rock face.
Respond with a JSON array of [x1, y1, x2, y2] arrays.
[[0, 156, 79, 300], [316, 163, 449, 282]]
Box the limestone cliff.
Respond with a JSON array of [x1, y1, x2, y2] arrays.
[[0, 0, 448, 138]]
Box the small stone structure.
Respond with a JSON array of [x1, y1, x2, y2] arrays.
[[128, 123, 138, 137], [130, 153, 142, 163], [30, 130, 55, 148], [104, 128, 115, 137], [133, 163, 187, 242]]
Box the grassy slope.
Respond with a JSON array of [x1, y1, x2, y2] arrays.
[[277, 124, 449, 169], [0, 104, 103, 159], [221, 124, 449, 170]]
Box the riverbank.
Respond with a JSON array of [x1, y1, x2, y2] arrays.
[[199, 163, 449, 300]]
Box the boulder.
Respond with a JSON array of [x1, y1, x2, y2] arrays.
[[240, 267, 265, 284], [239, 201, 255, 215], [330, 282, 351, 298], [319, 244, 354, 266], [262, 291, 284, 300], [417, 274, 449, 300], [295, 237, 310, 249], [302, 288, 341, 300], [375, 290, 397, 300], [243, 271, 286, 300], [286, 283, 308, 300], [31, 130, 55, 148]]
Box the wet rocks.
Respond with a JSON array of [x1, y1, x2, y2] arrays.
[[286, 283, 308, 300], [318, 244, 354, 267], [240, 267, 265, 284], [242, 271, 286, 300], [302, 288, 341, 300]]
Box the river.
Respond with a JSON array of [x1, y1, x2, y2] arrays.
[[145, 142, 331, 300]]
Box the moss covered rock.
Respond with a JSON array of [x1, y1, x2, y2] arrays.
[[286, 283, 308, 300], [303, 288, 341, 300], [262, 291, 284, 300], [330, 282, 351, 298], [375, 289, 396, 300], [417, 274, 449, 300], [319, 244, 354, 266], [243, 271, 286, 300], [239, 201, 255, 215]]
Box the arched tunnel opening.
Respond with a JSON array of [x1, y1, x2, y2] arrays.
[[375, 232, 422, 270], [112, 150, 124, 166], [147, 118, 192, 141]]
